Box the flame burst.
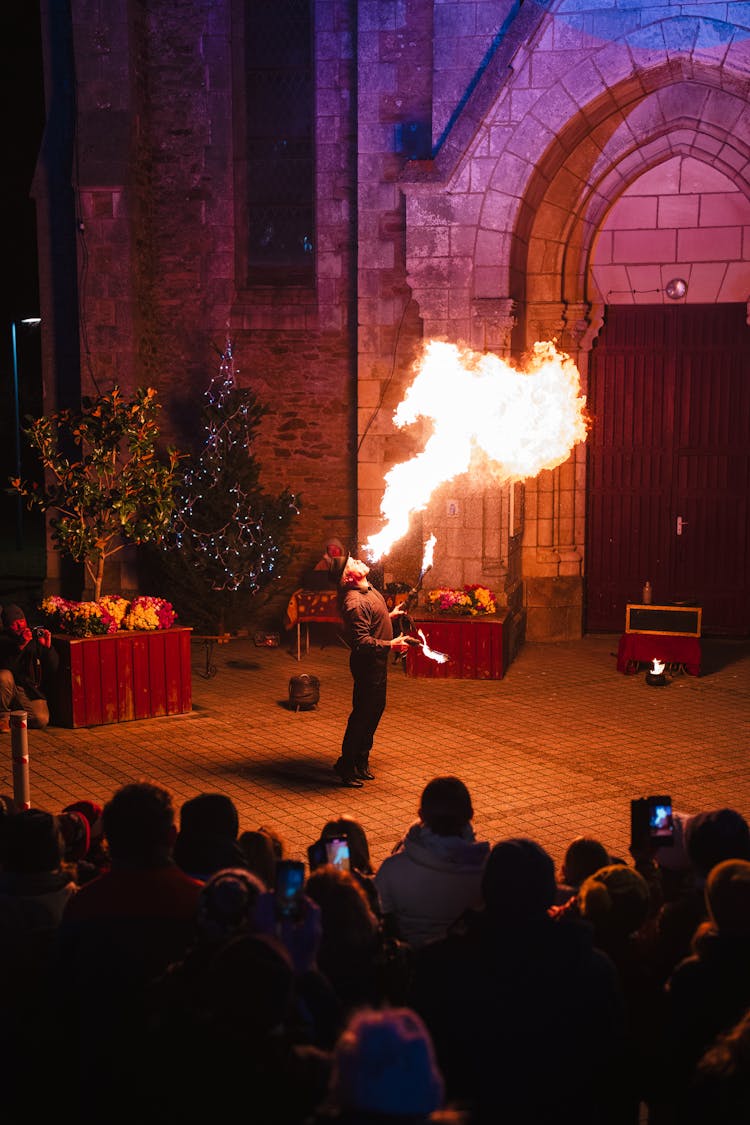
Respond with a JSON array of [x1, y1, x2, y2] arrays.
[[417, 628, 450, 664], [364, 339, 588, 561], [420, 534, 436, 575]]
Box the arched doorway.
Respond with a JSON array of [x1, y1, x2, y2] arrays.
[[586, 302, 750, 635]]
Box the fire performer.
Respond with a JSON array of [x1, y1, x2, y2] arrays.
[[329, 555, 420, 788]]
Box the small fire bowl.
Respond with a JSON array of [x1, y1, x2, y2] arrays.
[[645, 671, 669, 687]]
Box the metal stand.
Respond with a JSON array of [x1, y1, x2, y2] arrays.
[[192, 634, 231, 678]]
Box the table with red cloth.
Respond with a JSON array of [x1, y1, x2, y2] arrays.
[[405, 612, 511, 679], [284, 588, 409, 660], [284, 590, 342, 660], [617, 632, 701, 675]]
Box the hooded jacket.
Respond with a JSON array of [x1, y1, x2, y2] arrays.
[[374, 821, 489, 948]]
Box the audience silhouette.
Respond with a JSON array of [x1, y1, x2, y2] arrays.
[[49, 780, 204, 1114], [375, 776, 489, 947], [1, 776, 749, 1124], [408, 835, 626, 1124], [173, 791, 247, 879]]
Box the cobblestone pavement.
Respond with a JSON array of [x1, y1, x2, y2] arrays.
[[4, 630, 749, 872]]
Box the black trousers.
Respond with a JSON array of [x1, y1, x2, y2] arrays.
[[339, 650, 388, 776]]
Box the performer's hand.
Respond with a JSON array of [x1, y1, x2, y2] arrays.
[[389, 604, 408, 618], [390, 635, 420, 650]]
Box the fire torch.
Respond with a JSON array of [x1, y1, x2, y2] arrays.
[[391, 534, 437, 668]]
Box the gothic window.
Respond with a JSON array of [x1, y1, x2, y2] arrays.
[[244, 0, 314, 284]]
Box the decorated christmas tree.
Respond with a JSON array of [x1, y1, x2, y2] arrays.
[[145, 339, 299, 633]]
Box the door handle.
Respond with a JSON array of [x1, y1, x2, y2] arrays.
[[676, 515, 687, 536]]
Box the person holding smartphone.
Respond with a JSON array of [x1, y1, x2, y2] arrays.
[[329, 555, 420, 788]]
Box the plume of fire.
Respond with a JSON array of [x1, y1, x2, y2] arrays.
[[420, 533, 436, 576], [651, 658, 665, 675], [364, 339, 589, 561]]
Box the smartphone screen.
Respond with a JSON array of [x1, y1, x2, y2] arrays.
[[648, 797, 674, 844], [325, 836, 351, 871], [632, 795, 674, 849], [275, 859, 306, 918]]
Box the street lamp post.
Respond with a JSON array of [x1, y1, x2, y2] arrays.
[[10, 317, 41, 550]]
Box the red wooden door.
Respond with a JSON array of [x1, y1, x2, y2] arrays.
[[586, 304, 750, 635]]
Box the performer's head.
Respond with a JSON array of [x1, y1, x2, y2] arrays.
[[340, 557, 370, 588]]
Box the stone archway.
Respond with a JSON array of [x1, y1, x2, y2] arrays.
[[513, 77, 750, 636], [398, 8, 750, 639]]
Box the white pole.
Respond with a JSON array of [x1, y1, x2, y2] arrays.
[[10, 710, 30, 810]]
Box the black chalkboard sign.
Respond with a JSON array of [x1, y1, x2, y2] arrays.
[[626, 604, 702, 637]]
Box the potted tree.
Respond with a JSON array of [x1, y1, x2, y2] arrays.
[[11, 386, 192, 727]]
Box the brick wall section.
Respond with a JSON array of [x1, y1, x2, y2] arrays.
[[64, 0, 360, 623], [356, 0, 435, 583], [72, 0, 136, 394]]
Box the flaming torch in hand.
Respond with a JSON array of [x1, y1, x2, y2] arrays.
[[392, 536, 449, 669]]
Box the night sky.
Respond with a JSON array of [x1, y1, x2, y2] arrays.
[[1, 6, 45, 325], [1, 6, 45, 539]]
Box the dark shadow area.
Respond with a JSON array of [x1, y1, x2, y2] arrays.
[[225, 659, 263, 671], [699, 638, 750, 676], [221, 759, 337, 790]]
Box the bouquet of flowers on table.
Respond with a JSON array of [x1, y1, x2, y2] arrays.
[[425, 584, 497, 616], [40, 595, 177, 638]]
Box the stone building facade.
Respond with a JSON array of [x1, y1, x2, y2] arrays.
[[34, 0, 750, 639]]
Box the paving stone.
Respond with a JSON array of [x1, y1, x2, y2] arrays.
[[3, 633, 748, 874]]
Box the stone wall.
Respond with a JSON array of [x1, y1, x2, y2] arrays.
[[36, 0, 750, 636]]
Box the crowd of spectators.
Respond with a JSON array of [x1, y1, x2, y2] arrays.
[[1, 776, 749, 1124]]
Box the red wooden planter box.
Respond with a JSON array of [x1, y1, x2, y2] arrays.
[[406, 613, 511, 680], [50, 627, 193, 728]]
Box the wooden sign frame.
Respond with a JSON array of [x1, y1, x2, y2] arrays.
[[625, 604, 702, 637]]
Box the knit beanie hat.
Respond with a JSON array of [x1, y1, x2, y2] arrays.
[[1, 604, 26, 628], [196, 867, 266, 943], [578, 864, 650, 939], [63, 800, 104, 843], [331, 1008, 444, 1116], [705, 859, 750, 935]]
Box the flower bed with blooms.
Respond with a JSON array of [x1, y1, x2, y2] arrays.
[[40, 595, 177, 638], [425, 584, 497, 616]]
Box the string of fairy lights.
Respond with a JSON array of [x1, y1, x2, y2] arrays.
[[171, 338, 299, 592]]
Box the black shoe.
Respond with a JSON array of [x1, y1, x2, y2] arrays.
[[356, 768, 375, 781], [333, 763, 364, 788]]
